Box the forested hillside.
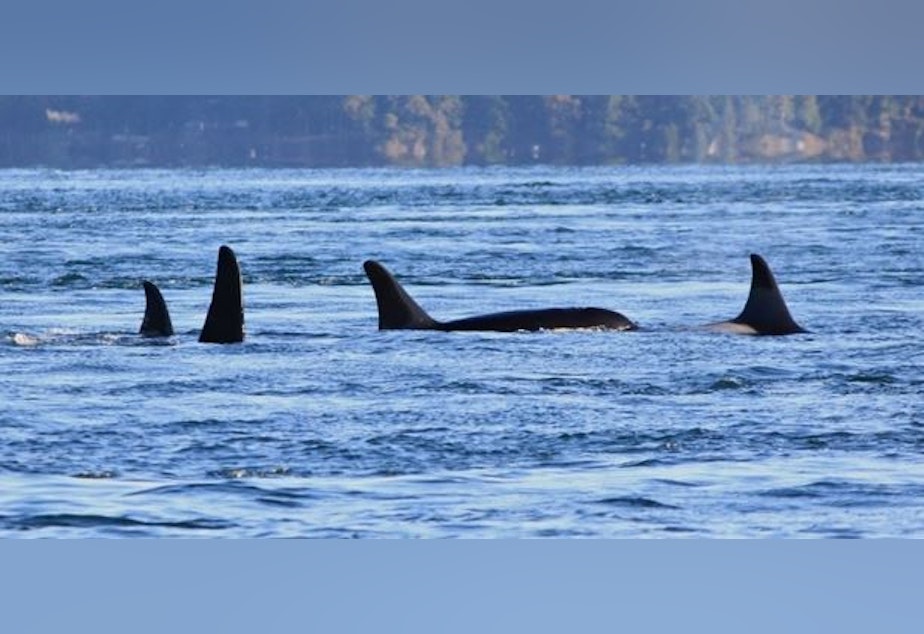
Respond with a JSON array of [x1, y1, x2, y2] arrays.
[[2, 96, 923, 167]]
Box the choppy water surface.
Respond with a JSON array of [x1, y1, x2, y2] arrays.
[[1, 164, 923, 537]]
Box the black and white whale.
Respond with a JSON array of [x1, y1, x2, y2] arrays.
[[704, 253, 807, 335], [139, 281, 174, 337], [199, 245, 245, 343], [363, 260, 637, 332]]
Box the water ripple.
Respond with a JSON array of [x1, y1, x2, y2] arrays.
[[3, 164, 924, 536]]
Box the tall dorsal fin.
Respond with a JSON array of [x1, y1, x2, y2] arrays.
[[731, 253, 807, 335], [140, 280, 174, 337], [199, 245, 245, 343], [363, 260, 439, 330]]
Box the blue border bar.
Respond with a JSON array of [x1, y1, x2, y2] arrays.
[[3, 541, 921, 633], [4, 0, 924, 92]]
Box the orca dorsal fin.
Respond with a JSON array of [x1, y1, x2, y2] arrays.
[[363, 260, 439, 330], [731, 253, 807, 335], [140, 280, 174, 337], [199, 245, 245, 343]]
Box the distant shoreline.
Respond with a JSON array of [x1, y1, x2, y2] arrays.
[[2, 96, 923, 169]]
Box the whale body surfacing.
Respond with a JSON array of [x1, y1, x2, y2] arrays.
[[363, 260, 637, 332], [199, 245, 245, 343], [706, 253, 807, 336]]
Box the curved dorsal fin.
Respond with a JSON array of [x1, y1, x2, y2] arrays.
[[731, 253, 807, 335], [363, 260, 438, 330], [199, 245, 245, 343], [140, 280, 174, 337]]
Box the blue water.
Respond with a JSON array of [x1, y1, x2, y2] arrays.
[[1, 163, 923, 537]]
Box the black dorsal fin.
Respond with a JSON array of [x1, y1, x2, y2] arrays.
[[199, 245, 245, 343], [363, 260, 439, 330], [731, 253, 807, 335], [140, 281, 174, 337]]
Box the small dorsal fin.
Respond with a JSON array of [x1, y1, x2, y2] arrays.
[[140, 281, 174, 337], [363, 260, 439, 330], [731, 253, 807, 335], [199, 245, 245, 343]]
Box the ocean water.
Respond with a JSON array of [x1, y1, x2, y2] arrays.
[[1, 163, 922, 537]]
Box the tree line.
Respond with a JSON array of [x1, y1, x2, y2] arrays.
[[1, 96, 923, 168]]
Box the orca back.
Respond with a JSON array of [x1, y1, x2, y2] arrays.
[[363, 260, 637, 332], [442, 307, 636, 332]]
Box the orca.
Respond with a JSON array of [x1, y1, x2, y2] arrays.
[[705, 253, 807, 335], [139, 280, 174, 337], [199, 245, 245, 343], [363, 260, 637, 332]]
